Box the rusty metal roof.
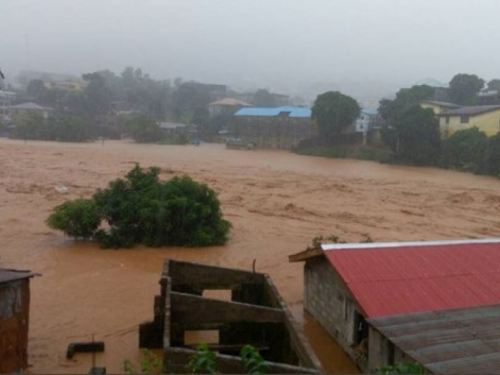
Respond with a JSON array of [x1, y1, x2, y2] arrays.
[[0, 268, 39, 284], [322, 238, 500, 318], [369, 304, 500, 374]]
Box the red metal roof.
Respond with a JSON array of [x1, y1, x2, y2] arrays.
[[322, 240, 500, 318]]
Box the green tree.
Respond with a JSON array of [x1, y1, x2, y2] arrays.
[[12, 112, 46, 140], [312, 91, 361, 141], [82, 72, 112, 120], [384, 105, 441, 165], [47, 165, 231, 249], [449, 73, 485, 105], [53, 115, 95, 142], [378, 85, 435, 126], [484, 133, 500, 176], [442, 127, 488, 173], [487, 79, 500, 91], [46, 199, 101, 240], [124, 114, 163, 143]]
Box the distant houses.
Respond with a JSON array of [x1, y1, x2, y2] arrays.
[[208, 98, 251, 117], [9, 102, 53, 120], [290, 238, 500, 373], [420, 100, 500, 138], [229, 106, 378, 150]]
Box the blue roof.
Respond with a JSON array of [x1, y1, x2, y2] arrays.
[[235, 106, 311, 118]]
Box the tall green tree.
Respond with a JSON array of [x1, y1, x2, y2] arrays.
[[487, 79, 500, 91], [442, 127, 488, 173], [312, 91, 361, 141], [378, 85, 435, 126], [449, 73, 485, 105], [384, 105, 441, 165], [123, 114, 163, 143]]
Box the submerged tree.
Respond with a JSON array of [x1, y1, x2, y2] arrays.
[[46, 165, 231, 249]]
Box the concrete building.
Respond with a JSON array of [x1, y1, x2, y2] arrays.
[[232, 106, 317, 150], [0, 268, 39, 373], [43, 78, 86, 91], [438, 105, 500, 138], [290, 238, 500, 373], [140, 259, 323, 374]]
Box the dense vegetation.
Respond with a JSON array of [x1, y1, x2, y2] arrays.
[[46, 165, 231, 248]]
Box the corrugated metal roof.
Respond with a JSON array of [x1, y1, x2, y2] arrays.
[[0, 268, 39, 284], [9, 102, 51, 111], [322, 239, 500, 318], [369, 304, 500, 374], [235, 106, 311, 118], [439, 105, 500, 116], [420, 100, 461, 108]]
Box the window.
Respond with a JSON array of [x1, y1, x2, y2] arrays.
[[460, 115, 470, 123]]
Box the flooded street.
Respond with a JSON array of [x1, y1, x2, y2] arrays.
[[2, 139, 500, 373]]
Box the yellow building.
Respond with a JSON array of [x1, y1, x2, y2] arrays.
[[419, 100, 461, 114], [438, 105, 500, 138], [43, 79, 86, 91]]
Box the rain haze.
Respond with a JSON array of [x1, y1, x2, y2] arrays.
[[5, 1, 500, 375], [2, 0, 500, 100]]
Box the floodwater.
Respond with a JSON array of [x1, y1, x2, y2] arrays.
[[2, 139, 500, 374]]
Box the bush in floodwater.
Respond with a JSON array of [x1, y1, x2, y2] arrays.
[[46, 165, 231, 249], [46, 199, 101, 239]]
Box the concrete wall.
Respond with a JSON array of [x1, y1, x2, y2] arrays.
[[304, 257, 417, 373], [0, 279, 31, 373], [439, 109, 500, 137], [304, 257, 357, 357], [230, 116, 317, 150]]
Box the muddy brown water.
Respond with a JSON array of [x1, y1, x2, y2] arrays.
[[2, 139, 500, 373]]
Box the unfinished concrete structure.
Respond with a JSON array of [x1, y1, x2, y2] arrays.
[[0, 268, 38, 373], [140, 259, 323, 374]]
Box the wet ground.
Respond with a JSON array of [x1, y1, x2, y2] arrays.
[[2, 139, 500, 373]]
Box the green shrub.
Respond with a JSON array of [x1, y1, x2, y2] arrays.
[[47, 165, 231, 249], [240, 345, 268, 374], [375, 362, 424, 374], [186, 343, 217, 374], [484, 132, 500, 176], [46, 199, 101, 239]]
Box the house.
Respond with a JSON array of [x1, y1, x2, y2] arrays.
[[208, 98, 252, 117], [438, 105, 500, 138], [342, 109, 379, 145], [9, 102, 53, 120], [0, 268, 39, 373], [159, 121, 188, 135], [43, 78, 86, 91], [419, 100, 461, 114], [139, 259, 323, 374], [289, 238, 500, 373], [232, 106, 317, 150]]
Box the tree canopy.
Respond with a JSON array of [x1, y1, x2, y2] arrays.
[[449, 73, 485, 105], [382, 105, 441, 165], [46, 165, 231, 248], [487, 79, 500, 92], [312, 91, 360, 141]]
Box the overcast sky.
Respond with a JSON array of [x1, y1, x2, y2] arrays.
[[2, 0, 500, 95]]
